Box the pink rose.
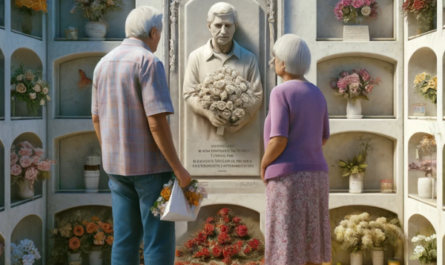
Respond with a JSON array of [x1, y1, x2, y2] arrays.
[[25, 167, 39, 181], [19, 148, 33, 157], [20, 156, 32, 168], [348, 73, 360, 84], [11, 152, 19, 165], [352, 0, 365, 8], [33, 148, 44, 157], [359, 69, 371, 81], [32, 156, 41, 165], [11, 164, 22, 176], [38, 160, 52, 171], [18, 141, 34, 149], [365, 85, 374, 93]]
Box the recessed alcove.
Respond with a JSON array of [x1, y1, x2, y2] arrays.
[[10, 0, 43, 39], [323, 132, 395, 192], [408, 214, 436, 265], [0, 48, 4, 119], [442, 52, 445, 119], [56, 132, 108, 192], [408, 48, 437, 118], [330, 206, 402, 264], [0, 0, 4, 28], [407, 0, 437, 40], [54, 53, 104, 118], [54, 0, 135, 40], [408, 133, 436, 207], [10, 133, 43, 207], [11, 215, 43, 265], [0, 140, 4, 211], [0, 233, 4, 265], [316, 0, 395, 41], [10, 48, 43, 119], [317, 54, 395, 118]]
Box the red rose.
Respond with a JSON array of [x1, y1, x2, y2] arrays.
[[236, 241, 243, 248], [412, 0, 425, 10], [222, 257, 232, 265], [218, 232, 231, 245], [205, 224, 215, 235], [243, 245, 252, 254], [219, 208, 230, 216], [185, 239, 195, 249], [232, 244, 240, 255], [220, 225, 229, 233], [224, 217, 231, 223], [232, 217, 241, 224], [175, 249, 183, 257], [196, 231, 207, 243], [206, 217, 215, 224], [235, 225, 248, 237], [201, 248, 210, 257], [223, 245, 236, 258], [248, 239, 260, 250], [212, 245, 223, 257]]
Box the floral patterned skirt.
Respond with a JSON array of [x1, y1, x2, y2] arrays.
[[265, 171, 331, 265]]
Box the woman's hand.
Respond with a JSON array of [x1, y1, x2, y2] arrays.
[[261, 167, 267, 185]]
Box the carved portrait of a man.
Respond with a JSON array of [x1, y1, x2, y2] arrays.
[[183, 2, 263, 134]]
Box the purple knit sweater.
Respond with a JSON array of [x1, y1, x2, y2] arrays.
[[264, 80, 330, 180]]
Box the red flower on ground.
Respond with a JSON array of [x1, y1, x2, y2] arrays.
[[206, 217, 215, 223], [201, 248, 210, 257], [224, 217, 231, 223], [248, 239, 260, 250], [196, 231, 208, 243], [223, 245, 236, 258], [236, 240, 243, 248], [222, 256, 232, 265], [205, 224, 215, 235], [243, 245, 252, 254], [220, 225, 229, 233], [174, 262, 184, 265], [232, 217, 241, 224], [219, 208, 230, 216], [185, 239, 195, 249], [175, 249, 183, 257], [218, 232, 231, 245], [212, 245, 223, 257], [235, 225, 248, 237]]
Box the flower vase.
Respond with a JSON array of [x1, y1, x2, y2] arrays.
[[346, 99, 363, 119], [372, 248, 384, 265], [85, 22, 107, 40], [88, 247, 103, 265], [21, 11, 33, 35], [349, 173, 364, 194], [84, 165, 100, 193], [68, 252, 82, 265], [350, 251, 363, 265], [18, 179, 34, 199], [418, 177, 433, 198]]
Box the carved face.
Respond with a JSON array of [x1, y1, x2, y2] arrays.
[[208, 13, 236, 46]]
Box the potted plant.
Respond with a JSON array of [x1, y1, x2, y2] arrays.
[[410, 234, 437, 265], [417, 135, 436, 198], [11, 239, 41, 265], [70, 0, 124, 40], [13, 0, 47, 35], [402, 0, 437, 34], [50, 210, 113, 265], [330, 69, 381, 118], [10, 64, 51, 117], [334, 0, 379, 24], [338, 138, 371, 193], [369, 217, 404, 265], [413, 72, 437, 105], [10, 141, 54, 199]]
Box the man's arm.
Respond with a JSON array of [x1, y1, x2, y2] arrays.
[[148, 113, 191, 187], [92, 115, 101, 146]]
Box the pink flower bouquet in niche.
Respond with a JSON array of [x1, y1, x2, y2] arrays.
[[10, 141, 55, 191], [334, 0, 379, 24], [330, 69, 381, 101]]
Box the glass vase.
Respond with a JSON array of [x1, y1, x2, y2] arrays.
[[21, 11, 33, 35]]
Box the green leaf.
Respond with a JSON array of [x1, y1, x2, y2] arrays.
[[357, 154, 363, 163], [338, 160, 347, 167], [359, 164, 368, 168]]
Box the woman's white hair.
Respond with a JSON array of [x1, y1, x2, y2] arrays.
[[125, 6, 163, 39], [207, 2, 238, 27], [273, 34, 311, 75]]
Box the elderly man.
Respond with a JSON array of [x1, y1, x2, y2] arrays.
[[92, 6, 191, 265], [183, 2, 263, 134]]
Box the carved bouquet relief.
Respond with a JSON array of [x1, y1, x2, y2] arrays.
[[197, 66, 255, 135]]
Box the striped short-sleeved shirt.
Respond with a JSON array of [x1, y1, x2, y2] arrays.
[[92, 38, 174, 176]]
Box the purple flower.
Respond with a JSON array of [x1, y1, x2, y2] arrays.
[[340, 71, 349, 78], [330, 80, 338, 89]]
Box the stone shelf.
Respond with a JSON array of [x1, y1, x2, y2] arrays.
[[11, 30, 43, 41], [54, 38, 125, 41], [11, 215, 43, 265], [11, 194, 42, 208], [48, 193, 112, 214], [0, 140, 3, 211], [408, 194, 437, 208], [329, 193, 400, 215], [408, 29, 438, 41]]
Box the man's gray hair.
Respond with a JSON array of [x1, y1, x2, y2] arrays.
[[125, 6, 163, 39], [273, 34, 311, 76], [207, 2, 238, 27]]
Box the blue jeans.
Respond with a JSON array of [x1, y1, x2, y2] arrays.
[[108, 172, 175, 265]]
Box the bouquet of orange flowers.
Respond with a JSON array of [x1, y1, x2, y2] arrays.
[[49, 210, 113, 264], [151, 177, 207, 217], [15, 0, 47, 13]]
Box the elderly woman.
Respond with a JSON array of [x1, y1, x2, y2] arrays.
[[262, 34, 331, 265]]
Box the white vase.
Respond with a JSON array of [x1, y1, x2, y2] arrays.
[[350, 251, 363, 265], [418, 177, 433, 198], [372, 248, 384, 265], [349, 173, 364, 194], [68, 252, 82, 265], [88, 248, 103, 265], [346, 99, 363, 119], [432, 178, 437, 199], [85, 22, 107, 40], [84, 169, 100, 193], [18, 179, 35, 199]]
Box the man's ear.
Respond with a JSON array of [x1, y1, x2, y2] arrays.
[[149, 27, 158, 39], [207, 23, 211, 30]]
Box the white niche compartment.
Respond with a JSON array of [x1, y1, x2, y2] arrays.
[[407, 214, 436, 265], [443, 52, 445, 119], [317, 54, 395, 118], [54, 53, 104, 118], [316, 0, 395, 41], [407, 0, 438, 40], [408, 48, 437, 119], [330, 206, 402, 264], [407, 133, 437, 207], [0, 48, 4, 119], [11, 215, 43, 265], [0, 139, 4, 211], [0, 0, 4, 28], [10, 133, 43, 207], [54, 0, 135, 40], [11, 48, 43, 120], [10, 0, 43, 39], [56, 132, 109, 192], [324, 132, 395, 193]]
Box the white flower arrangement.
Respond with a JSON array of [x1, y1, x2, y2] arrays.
[[196, 66, 255, 134], [410, 234, 437, 264], [11, 239, 41, 265]]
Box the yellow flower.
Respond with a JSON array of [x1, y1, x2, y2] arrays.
[[161, 187, 172, 201], [94, 232, 106, 245]]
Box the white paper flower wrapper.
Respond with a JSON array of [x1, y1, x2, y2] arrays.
[[161, 179, 202, 222]]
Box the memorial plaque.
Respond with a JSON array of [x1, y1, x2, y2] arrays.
[[343, 25, 370, 42], [412, 103, 426, 116]]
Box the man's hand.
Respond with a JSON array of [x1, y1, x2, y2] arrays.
[[203, 109, 227, 127], [174, 166, 192, 187]]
